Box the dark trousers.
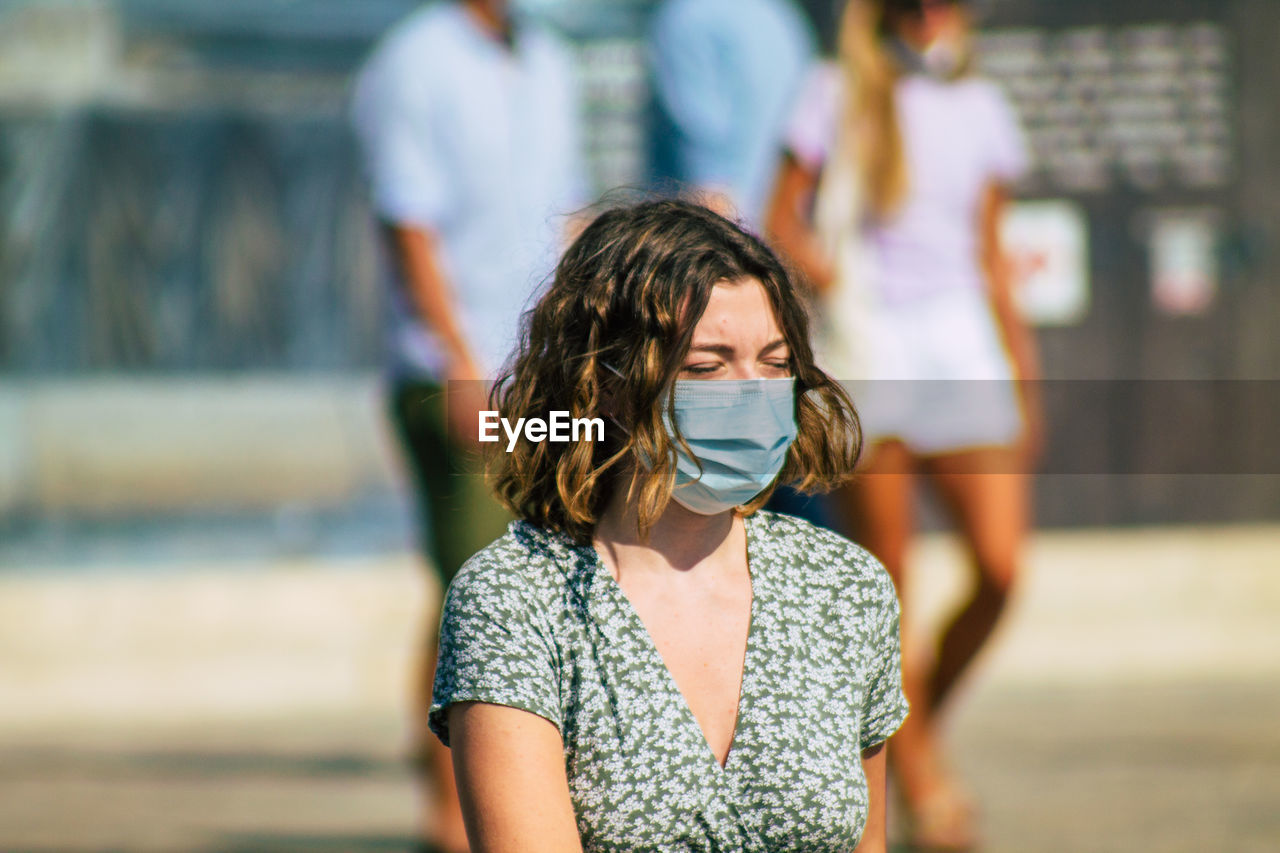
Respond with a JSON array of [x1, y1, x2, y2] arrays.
[[389, 380, 512, 586]]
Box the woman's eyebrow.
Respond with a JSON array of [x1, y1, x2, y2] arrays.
[[686, 339, 789, 358], [687, 343, 735, 356]]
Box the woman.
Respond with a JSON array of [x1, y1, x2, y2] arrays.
[[429, 200, 908, 851], [767, 0, 1041, 848]]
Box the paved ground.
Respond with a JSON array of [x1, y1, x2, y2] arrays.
[[3, 680, 1279, 853], [1, 525, 1278, 852]]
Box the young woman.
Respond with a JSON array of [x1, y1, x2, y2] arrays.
[[767, 0, 1041, 848], [428, 200, 908, 852]]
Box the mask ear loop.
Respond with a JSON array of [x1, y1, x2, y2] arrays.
[[599, 362, 633, 437], [599, 361, 665, 508], [600, 362, 697, 483]]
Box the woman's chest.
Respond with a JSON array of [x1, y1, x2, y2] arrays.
[[623, 577, 753, 766], [555, 601, 876, 851]]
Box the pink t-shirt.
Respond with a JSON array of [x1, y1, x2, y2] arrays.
[[785, 63, 1029, 306]]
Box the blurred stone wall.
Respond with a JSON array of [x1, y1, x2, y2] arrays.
[[0, 0, 651, 375], [0, 0, 654, 524], [0, 109, 383, 373]]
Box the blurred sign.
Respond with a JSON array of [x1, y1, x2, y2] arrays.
[[1148, 208, 1220, 316], [980, 21, 1232, 193], [1002, 199, 1090, 325]]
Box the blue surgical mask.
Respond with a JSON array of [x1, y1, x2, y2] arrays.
[[603, 365, 799, 515], [665, 378, 799, 515], [889, 34, 966, 80]]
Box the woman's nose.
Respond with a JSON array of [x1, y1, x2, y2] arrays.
[[725, 362, 768, 380]]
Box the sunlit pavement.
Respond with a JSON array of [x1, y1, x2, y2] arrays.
[[1, 525, 1278, 852]]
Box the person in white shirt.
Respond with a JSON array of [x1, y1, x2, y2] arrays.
[[350, 2, 586, 848], [767, 0, 1041, 847]]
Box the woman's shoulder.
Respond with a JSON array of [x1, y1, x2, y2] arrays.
[[751, 510, 893, 596], [950, 75, 1029, 173], [950, 74, 1019, 114], [795, 60, 845, 119], [752, 509, 872, 558], [446, 520, 584, 607], [751, 512, 900, 645], [784, 61, 845, 170]]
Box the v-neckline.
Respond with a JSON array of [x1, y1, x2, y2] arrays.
[[588, 514, 762, 774]]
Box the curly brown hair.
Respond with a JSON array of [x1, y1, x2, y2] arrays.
[[487, 200, 861, 543]]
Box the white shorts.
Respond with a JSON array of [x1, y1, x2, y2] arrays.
[[836, 287, 1022, 455]]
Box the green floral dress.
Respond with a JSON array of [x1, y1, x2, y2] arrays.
[[430, 510, 909, 852]]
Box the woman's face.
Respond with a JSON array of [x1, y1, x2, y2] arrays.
[[891, 0, 966, 51], [680, 278, 791, 381]]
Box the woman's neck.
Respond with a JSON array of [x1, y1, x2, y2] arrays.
[[594, 492, 740, 579]]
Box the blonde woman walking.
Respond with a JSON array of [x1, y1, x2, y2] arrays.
[[768, 1, 1041, 847]]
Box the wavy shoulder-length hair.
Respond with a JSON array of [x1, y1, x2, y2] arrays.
[[488, 199, 861, 543]]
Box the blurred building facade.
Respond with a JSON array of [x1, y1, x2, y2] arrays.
[[0, 0, 1276, 533]]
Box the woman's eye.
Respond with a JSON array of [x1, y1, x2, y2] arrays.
[[764, 360, 792, 374], [682, 364, 721, 375]]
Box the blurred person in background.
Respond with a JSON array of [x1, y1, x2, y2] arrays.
[[646, 0, 816, 229], [767, 0, 1040, 847], [350, 1, 586, 849]]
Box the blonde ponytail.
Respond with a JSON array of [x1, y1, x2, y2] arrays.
[[837, 0, 907, 219], [839, 1, 911, 219]]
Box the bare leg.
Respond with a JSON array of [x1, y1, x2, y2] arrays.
[[838, 443, 1029, 849], [833, 443, 954, 836], [865, 447, 1026, 849], [921, 449, 1028, 716]]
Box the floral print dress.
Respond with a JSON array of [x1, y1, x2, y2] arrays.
[[430, 510, 909, 852]]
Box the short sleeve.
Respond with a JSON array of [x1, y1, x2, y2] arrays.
[[980, 82, 1031, 184], [859, 569, 910, 749], [783, 62, 842, 173], [349, 37, 453, 228], [428, 559, 562, 747]]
